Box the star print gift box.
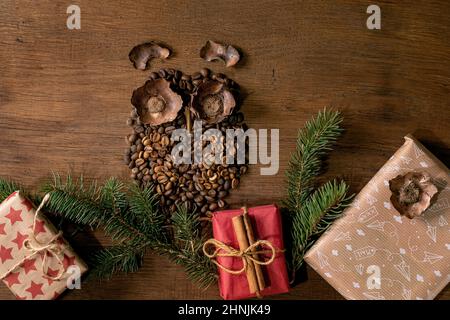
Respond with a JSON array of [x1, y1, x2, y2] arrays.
[[305, 135, 450, 300], [0, 192, 88, 300]]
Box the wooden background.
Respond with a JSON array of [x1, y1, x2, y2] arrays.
[[0, 0, 449, 300]]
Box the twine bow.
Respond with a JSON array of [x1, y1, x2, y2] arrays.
[[203, 238, 281, 275], [0, 194, 66, 281]]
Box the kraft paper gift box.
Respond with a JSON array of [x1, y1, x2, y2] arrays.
[[207, 204, 290, 300], [305, 135, 450, 300], [0, 191, 88, 300]]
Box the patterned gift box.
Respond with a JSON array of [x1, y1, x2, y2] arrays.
[[305, 135, 450, 300], [0, 191, 88, 299]]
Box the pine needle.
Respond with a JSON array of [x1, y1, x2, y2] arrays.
[[285, 109, 343, 214], [88, 244, 146, 279], [0, 177, 26, 202], [285, 109, 352, 274], [290, 180, 352, 271]]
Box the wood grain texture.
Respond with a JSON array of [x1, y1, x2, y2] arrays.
[[0, 0, 449, 299]]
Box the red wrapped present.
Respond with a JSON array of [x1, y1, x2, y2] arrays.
[[204, 204, 289, 300], [0, 191, 88, 300]]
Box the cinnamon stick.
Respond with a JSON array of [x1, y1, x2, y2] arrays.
[[242, 211, 266, 291], [232, 215, 259, 295]]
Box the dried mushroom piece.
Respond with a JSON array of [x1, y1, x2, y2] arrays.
[[389, 171, 438, 219], [200, 40, 240, 67], [191, 80, 236, 124], [131, 79, 183, 126], [129, 42, 170, 70]]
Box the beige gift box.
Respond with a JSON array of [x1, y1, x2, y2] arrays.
[[305, 135, 450, 300], [0, 192, 88, 299]]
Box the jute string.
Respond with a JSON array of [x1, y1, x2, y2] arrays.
[[203, 238, 281, 275], [0, 194, 66, 281]]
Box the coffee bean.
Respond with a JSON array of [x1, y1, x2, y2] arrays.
[[218, 190, 228, 198], [200, 68, 210, 78], [236, 112, 244, 123], [136, 156, 144, 164], [161, 135, 170, 146], [208, 189, 217, 197], [128, 134, 137, 144], [231, 178, 239, 189], [158, 69, 166, 78], [194, 195, 204, 203], [153, 143, 162, 150], [181, 74, 191, 81], [157, 175, 168, 184], [165, 126, 175, 134], [126, 118, 135, 127], [224, 180, 231, 190]]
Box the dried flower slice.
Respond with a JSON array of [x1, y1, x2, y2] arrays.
[[131, 79, 183, 126], [200, 40, 240, 67], [389, 171, 438, 219], [129, 42, 170, 70], [191, 80, 236, 124]]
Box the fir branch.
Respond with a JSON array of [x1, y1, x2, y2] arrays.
[[41, 173, 106, 227], [285, 109, 343, 214], [290, 180, 352, 272], [127, 183, 166, 242], [165, 206, 217, 288], [172, 205, 201, 244], [88, 244, 147, 278], [157, 243, 218, 289], [0, 177, 22, 202]]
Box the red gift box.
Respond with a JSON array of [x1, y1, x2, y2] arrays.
[[210, 204, 289, 300]]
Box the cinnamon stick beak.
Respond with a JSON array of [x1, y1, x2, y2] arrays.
[[242, 211, 266, 292], [232, 208, 266, 298], [232, 215, 260, 295]]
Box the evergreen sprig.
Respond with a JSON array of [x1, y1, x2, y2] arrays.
[[40, 174, 217, 288], [285, 109, 352, 274], [290, 180, 352, 272], [0, 177, 27, 202], [285, 109, 343, 214], [89, 244, 147, 279]]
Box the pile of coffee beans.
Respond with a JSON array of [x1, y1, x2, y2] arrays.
[[124, 68, 248, 216]]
